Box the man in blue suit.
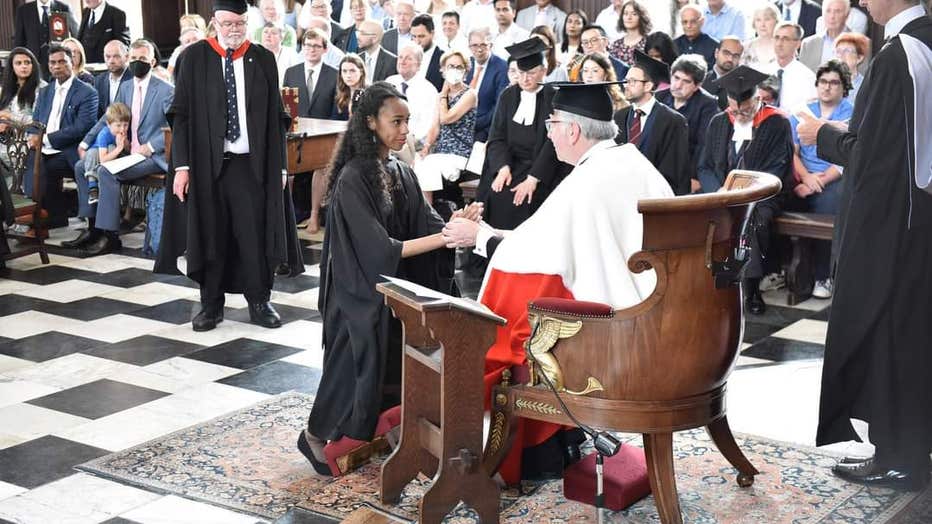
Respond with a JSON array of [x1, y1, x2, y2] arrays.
[[28, 44, 98, 227], [464, 27, 508, 142], [93, 40, 132, 118], [67, 39, 173, 255]]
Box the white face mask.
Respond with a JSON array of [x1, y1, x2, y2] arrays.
[[445, 68, 465, 85]]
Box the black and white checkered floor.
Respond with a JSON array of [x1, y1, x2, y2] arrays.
[[0, 221, 863, 523]]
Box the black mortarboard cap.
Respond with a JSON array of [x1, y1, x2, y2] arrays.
[[549, 81, 623, 121], [631, 50, 670, 85], [213, 0, 248, 14], [506, 37, 548, 71], [717, 65, 770, 103]]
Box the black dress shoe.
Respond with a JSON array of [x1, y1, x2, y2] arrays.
[[248, 301, 282, 328], [297, 430, 332, 476], [746, 291, 766, 315], [833, 458, 931, 491], [81, 235, 122, 256], [192, 307, 224, 332], [61, 229, 98, 248]]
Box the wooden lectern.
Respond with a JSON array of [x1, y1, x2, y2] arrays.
[[376, 281, 504, 523]]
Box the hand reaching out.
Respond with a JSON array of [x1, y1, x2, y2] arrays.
[[451, 202, 484, 222]]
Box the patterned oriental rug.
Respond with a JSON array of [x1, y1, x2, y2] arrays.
[[77, 393, 931, 523]]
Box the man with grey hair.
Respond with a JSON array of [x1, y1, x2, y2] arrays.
[[772, 21, 816, 111], [380, 0, 415, 54], [674, 4, 718, 71], [358, 18, 397, 82], [443, 81, 672, 264], [385, 42, 438, 164], [465, 25, 509, 141], [798, 0, 861, 73], [656, 53, 718, 193], [253, 0, 297, 48]]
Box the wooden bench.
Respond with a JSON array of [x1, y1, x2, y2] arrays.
[[775, 212, 835, 305]]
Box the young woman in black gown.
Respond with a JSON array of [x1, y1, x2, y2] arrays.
[[298, 82, 469, 475]]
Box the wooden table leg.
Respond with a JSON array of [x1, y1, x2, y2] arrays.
[[644, 432, 683, 524]]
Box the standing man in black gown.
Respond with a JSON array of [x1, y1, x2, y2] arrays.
[[797, 0, 932, 490], [155, 0, 303, 332]]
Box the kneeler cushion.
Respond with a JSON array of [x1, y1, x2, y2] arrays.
[[563, 445, 651, 511], [323, 405, 402, 476]]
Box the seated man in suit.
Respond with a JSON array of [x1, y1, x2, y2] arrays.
[[798, 0, 868, 75], [614, 51, 690, 195], [298, 0, 346, 49], [357, 19, 397, 83], [441, 81, 673, 483], [464, 26, 509, 142], [380, 0, 416, 55], [78, 0, 131, 64], [703, 36, 743, 110], [778, 0, 821, 38], [94, 39, 132, 118], [410, 14, 445, 91], [515, 0, 566, 43], [67, 39, 173, 255], [656, 54, 719, 193], [579, 25, 628, 82], [14, 0, 79, 79], [27, 44, 98, 228], [284, 29, 339, 119]]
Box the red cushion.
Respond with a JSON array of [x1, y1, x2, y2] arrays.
[[529, 297, 614, 318], [563, 445, 652, 511], [323, 405, 402, 476]]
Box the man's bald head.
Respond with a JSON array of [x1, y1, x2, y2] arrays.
[[305, 15, 332, 37], [357, 19, 385, 51], [104, 39, 129, 75]]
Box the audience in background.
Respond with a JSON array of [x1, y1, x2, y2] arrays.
[[771, 21, 816, 112], [304, 15, 348, 68], [674, 3, 716, 70], [334, 0, 371, 52], [701, 0, 745, 41], [798, 0, 854, 73], [742, 3, 779, 71], [578, 24, 627, 81], [609, 0, 650, 65], [788, 59, 853, 299], [465, 26, 509, 141], [578, 52, 627, 110], [62, 38, 96, 85], [491, 0, 530, 59], [77, 0, 131, 64], [438, 11, 470, 54], [381, 0, 416, 54], [264, 23, 303, 87], [0, 48, 45, 171], [410, 13, 446, 90], [93, 40, 131, 118], [357, 19, 398, 83], [557, 9, 588, 68], [253, 0, 298, 48], [594, 0, 623, 42], [530, 25, 568, 82], [833, 31, 869, 104], [516, 0, 567, 43], [703, 35, 742, 109], [168, 15, 208, 76], [332, 53, 368, 119]]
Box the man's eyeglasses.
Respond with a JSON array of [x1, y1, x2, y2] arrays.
[[580, 37, 604, 47], [624, 78, 648, 84], [469, 43, 490, 50], [774, 35, 800, 42], [303, 43, 325, 50], [717, 49, 741, 60], [544, 119, 566, 133], [218, 20, 248, 30], [817, 78, 842, 87]]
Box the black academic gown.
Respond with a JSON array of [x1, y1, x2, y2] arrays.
[[656, 88, 719, 184], [614, 101, 691, 195], [814, 16, 932, 466], [308, 157, 455, 442], [154, 40, 303, 287], [478, 84, 571, 230], [0, 168, 13, 259], [697, 108, 794, 279]]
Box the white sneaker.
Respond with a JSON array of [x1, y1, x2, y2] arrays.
[[812, 279, 833, 299], [759, 272, 786, 292]]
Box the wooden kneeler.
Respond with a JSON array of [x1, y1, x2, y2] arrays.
[[376, 281, 504, 524]]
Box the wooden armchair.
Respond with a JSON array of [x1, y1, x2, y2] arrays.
[[485, 170, 782, 524], [1, 116, 49, 265]]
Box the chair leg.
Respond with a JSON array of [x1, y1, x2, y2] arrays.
[[643, 432, 683, 524], [32, 208, 49, 264], [706, 415, 759, 487]]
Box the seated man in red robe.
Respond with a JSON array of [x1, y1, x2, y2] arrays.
[[444, 81, 674, 484]]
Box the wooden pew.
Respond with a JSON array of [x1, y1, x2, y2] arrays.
[[774, 212, 835, 305]]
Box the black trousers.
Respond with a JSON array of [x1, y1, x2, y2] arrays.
[[24, 152, 72, 224], [200, 155, 272, 308]]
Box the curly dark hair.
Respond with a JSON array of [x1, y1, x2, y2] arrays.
[[617, 0, 652, 36], [0, 47, 41, 111], [816, 59, 854, 98], [325, 81, 406, 205]]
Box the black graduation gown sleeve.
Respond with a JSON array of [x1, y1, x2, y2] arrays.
[[816, 19, 932, 461], [650, 106, 691, 195], [309, 159, 454, 442]]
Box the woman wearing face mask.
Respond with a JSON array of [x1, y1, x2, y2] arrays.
[[414, 50, 477, 204]]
